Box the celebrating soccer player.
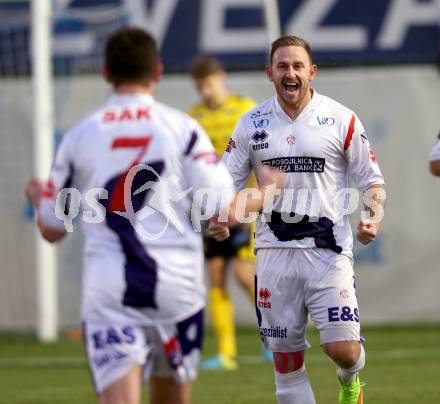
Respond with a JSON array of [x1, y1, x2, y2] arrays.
[[25, 27, 280, 404], [210, 36, 386, 404]]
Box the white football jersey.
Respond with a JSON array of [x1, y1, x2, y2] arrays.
[[222, 91, 384, 256], [39, 93, 234, 325], [429, 133, 440, 161]]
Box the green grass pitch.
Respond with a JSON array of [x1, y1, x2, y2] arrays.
[[0, 325, 439, 403]]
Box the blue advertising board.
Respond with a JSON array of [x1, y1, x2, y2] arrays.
[[0, 0, 438, 74]]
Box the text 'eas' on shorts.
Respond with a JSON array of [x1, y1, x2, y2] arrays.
[[82, 309, 203, 394]]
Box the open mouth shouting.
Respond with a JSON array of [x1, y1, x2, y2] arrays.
[[283, 81, 300, 95]]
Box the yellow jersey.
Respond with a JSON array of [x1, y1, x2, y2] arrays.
[[188, 94, 256, 156]]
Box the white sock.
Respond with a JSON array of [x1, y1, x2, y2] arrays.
[[275, 366, 316, 404], [337, 344, 365, 385]]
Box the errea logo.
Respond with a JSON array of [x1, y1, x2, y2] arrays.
[[251, 130, 269, 143], [258, 288, 272, 309]]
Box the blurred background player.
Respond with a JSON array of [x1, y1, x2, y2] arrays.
[[188, 56, 272, 370], [429, 132, 440, 176], [25, 28, 241, 404], [212, 35, 386, 404]]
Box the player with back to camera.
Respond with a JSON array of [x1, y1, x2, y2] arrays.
[[429, 132, 440, 176], [188, 56, 272, 369], [209, 35, 386, 404], [25, 27, 282, 404]]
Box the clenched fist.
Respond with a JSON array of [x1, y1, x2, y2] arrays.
[[356, 219, 379, 245]]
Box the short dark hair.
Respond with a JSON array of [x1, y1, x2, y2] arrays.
[[269, 35, 313, 65], [105, 27, 159, 86], [189, 56, 223, 78]]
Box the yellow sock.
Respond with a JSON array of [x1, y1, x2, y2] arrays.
[[248, 285, 255, 302], [209, 288, 237, 358]]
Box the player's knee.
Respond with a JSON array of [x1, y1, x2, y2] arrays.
[[273, 351, 304, 374], [323, 341, 362, 369]]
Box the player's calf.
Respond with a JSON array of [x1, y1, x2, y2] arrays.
[[323, 341, 365, 383], [273, 351, 316, 404], [323, 342, 365, 404], [323, 340, 363, 370]]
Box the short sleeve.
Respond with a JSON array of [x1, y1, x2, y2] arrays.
[[39, 132, 76, 231], [221, 118, 252, 191], [343, 113, 384, 191], [429, 133, 440, 161]]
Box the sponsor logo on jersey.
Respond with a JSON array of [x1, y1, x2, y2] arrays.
[[252, 143, 269, 151], [225, 138, 236, 153], [103, 107, 151, 123], [286, 134, 295, 145], [328, 306, 359, 323], [259, 325, 288, 339], [253, 118, 269, 129], [251, 110, 273, 119], [258, 287, 272, 309], [316, 116, 335, 126], [360, 132, 368, 143], [251, 130, 269, 143], [251, 130, 269, 150], [262, 156, 325, 173]]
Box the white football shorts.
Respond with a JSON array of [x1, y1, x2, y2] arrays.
[[255, 248, 360, 352], [82, 309, 203, 394]]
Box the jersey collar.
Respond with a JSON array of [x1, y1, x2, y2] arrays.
[[106, 93, 154, 106]]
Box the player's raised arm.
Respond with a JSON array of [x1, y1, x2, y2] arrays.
[[207, 116, 256, 240], [25, 129, 78, 243], [183, 119, 283, 238], [429, 133, 440, 177], [25, 178, 66, 242], [343, 113, 386, 244], [356, 184, 386, 245], [208, 166, 284, 241]]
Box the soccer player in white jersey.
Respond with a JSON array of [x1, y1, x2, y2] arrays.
[[210, 36, 386, 404], [25, 28, 281, 404], [429, 132, 440, 176]]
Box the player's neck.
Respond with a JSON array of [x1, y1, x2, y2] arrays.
[[206, 90, 229, 109], [278, 88, 313, 120], [114, 83, 155, 95]]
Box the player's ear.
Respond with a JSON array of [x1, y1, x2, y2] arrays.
[[309, 64, 318, 80], [153, 62, 163, 83], [102, 65, 112, 83], [266, 65, 273, 82]]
